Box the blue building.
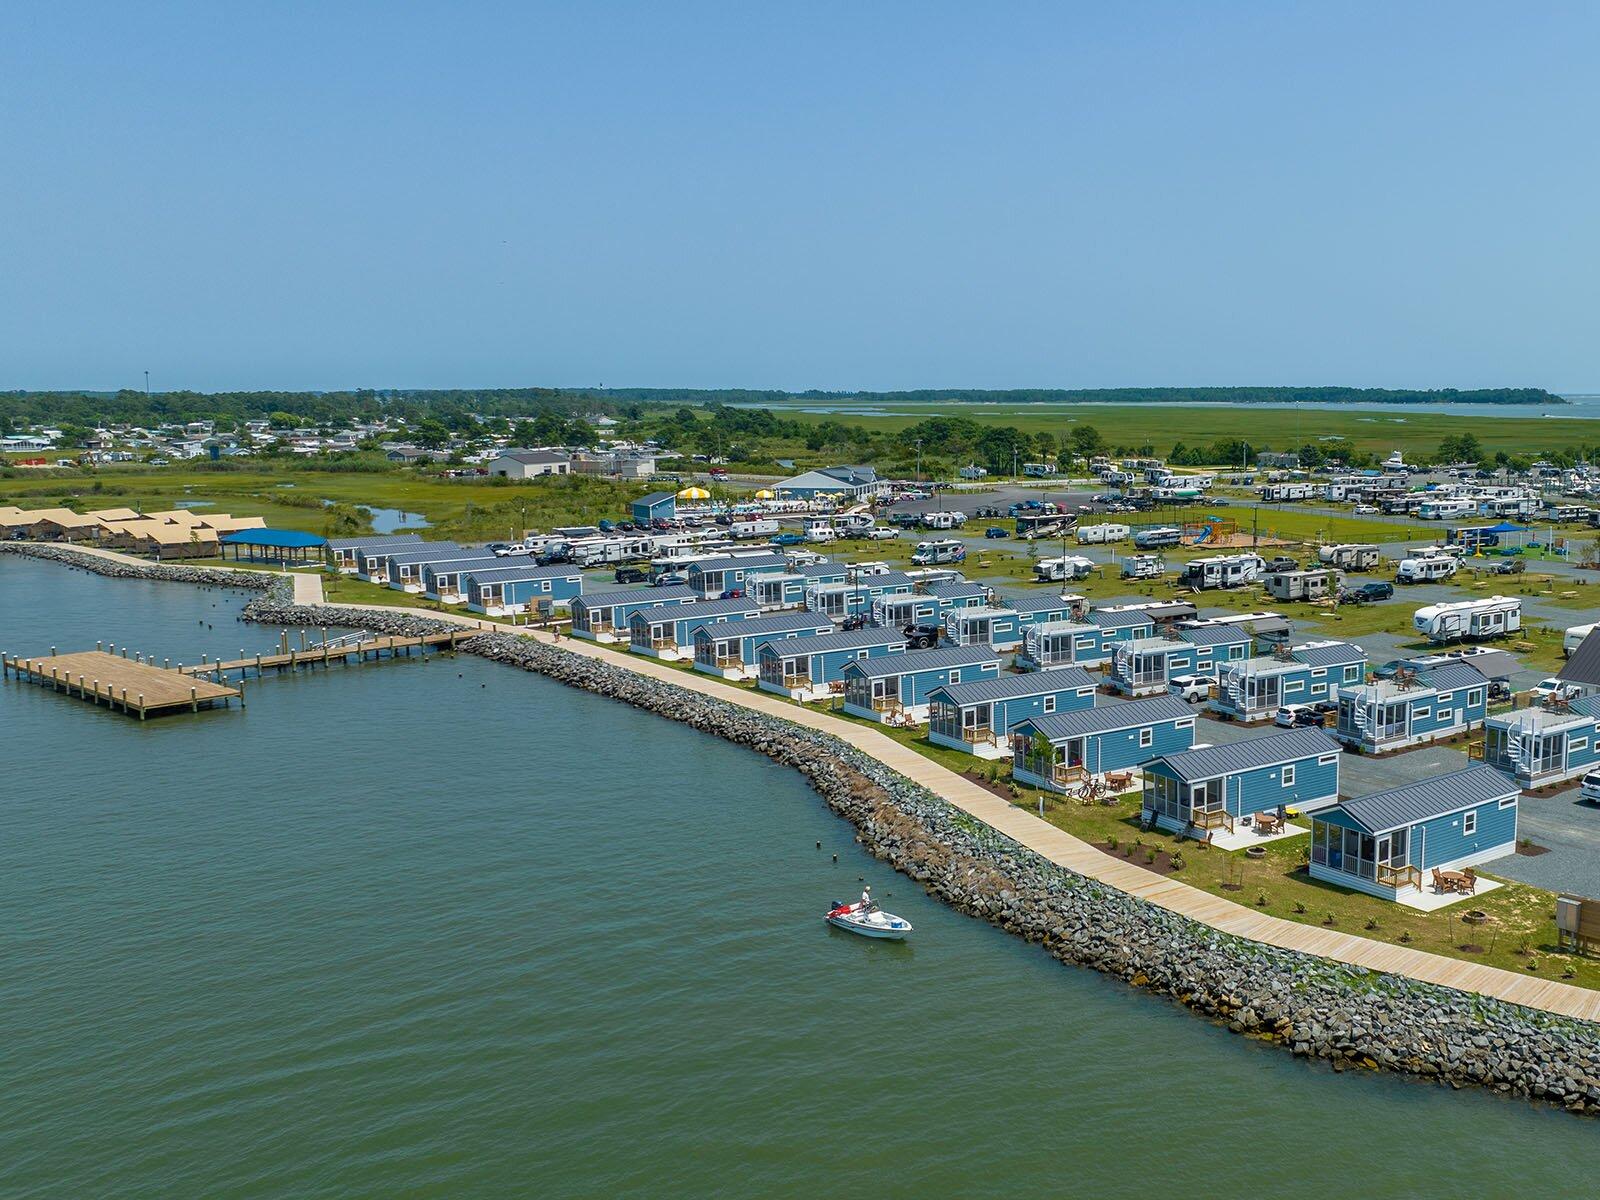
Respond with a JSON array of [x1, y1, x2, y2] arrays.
[[1107, 623, 1254, 696], [1011, 694, 1197, 789], [1141, 727, 1343, 837], [999, 592, 1082, 633], [1482, 695, 1600, 788], [772, 465, 879, 501], [686, 553, 789, 599], [1310, 765, 1519, 901], [1174, 623, 1254, 662], [1016, 621, 1115, 671], [942, 605, 1026, 651], [569, 585, 697, 642], [746, 572, 809, 610], [756, 627, 908, 702], [805, 574, 915, 621], [926, 668, 1099, 759], [840, 645, 1001, 722], [1084, 606, 1159, 644], [419, 554, 503, 603], [382, 544, 488, 594], [872, 591, 948, 630], [629, 597, 761, 660], [462, 564, 585, 615], [1334, 661, 1489, 753], [923, 579, 991, 610], [631, 491, 678, 525], [326, 533, 423, 577], [792, 561, 852, 588], [691, 612, 832, 680], [1211, 640, 1368, 722]]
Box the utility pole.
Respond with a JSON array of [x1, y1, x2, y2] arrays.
[[144, 370, 150, 400], [915, 439, 922, 484]]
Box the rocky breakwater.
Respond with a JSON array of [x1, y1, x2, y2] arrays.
[[0, 541, 285, 598], [13, 549, 1600, 1115]]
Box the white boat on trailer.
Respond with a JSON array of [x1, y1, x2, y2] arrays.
[[826, 889, 913, 939]]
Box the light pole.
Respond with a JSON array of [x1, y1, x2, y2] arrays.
[[915, 439, 922, 484]]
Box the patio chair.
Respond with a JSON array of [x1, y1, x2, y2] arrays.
[[1431, 868, 1446, 893], [1462, 868, 1478, 895]]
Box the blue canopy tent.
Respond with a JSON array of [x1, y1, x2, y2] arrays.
[[220, 528, 329, 565]]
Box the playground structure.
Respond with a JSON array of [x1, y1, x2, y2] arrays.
[[1181, 516, 1292, 550]]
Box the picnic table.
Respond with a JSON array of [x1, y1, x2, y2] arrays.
[[1254, 812, 1282, 835], [1436, 868, 1476, 894]]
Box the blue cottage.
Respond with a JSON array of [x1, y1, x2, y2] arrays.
[[1211, 640, 1368, 722], [756, 627, 909, 703], [923, 579, 991, 611], [1084, 606, 1159, 645], [1141, 727, 1343, 838], [840, 645, 1001, 722], [1334, 661, 1489, 753], [943, 606, 1026, 651], [381, 543, 476, 593], [629, 597, 761, 660], [805, 573, 915, 622], [570, 585, 697, 642], [1016, 621, 1114, 671], [420, 554, 504, 603], [1482, 695, 1600, 789], [872, 591, 948, 630], [692, 611, 832, 680], [327, 533, 423, 578], [1011, 694, 1197, 789], [631, 491, 678, 526], [747, 572, 809, 610], [926, 667, 1099, 759], [686, 553, 789, 600], [462, 564, 585, 615], [1310, 765, 1518, 901]]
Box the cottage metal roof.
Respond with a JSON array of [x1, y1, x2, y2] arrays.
[[1120, 636, 1192, 654], [635, 491, 677, 506], [1152, 728, 1340, 783], [328, 533, 423, 552], [653, 597, 761, 620], [1489, 694, 1600, 735], [463, 564, 585, 584], [1021, 693, 1192, 740], [793, 562, 850, 580], [576, 585, 696, 607], [1293, 640, 1365, 668], [1336, 764, 1517, 834], [947, 605, 1018, 621], [688, 553, 788, 574], [1176, 624, 1254, 648], [1419, 662, 1490, 692], [924, 580, 988, 600], [756, 627, 908, 655], [1000, 592, 1079, 616], [1561, 630, 1600, 687], [1085, 608, 1156, 630], [842, 644, 1000, 680], [930, 667, 1097, 705], [692, 612, 830, 642], [384, 543, 476, 565]]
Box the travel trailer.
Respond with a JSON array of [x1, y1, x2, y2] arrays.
[[1565, 622, 1598, 657], [1266, 568, 1340, 602], [1032, 555, 1096, 583], [1412, 596, 1522, 644], [1418, 497, 1475, 521], [1180, 554, 1265, 590], [920, 510, 968, 530], [1120, 554, 1166, 580], [1317, 543, 1381, 570], [1133, 526, 1183, 550], [1076, 523, 1130, 545], [1396, 555, 1458, 584]]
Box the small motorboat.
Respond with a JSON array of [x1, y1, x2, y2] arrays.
[[825, 898, 913, 940]]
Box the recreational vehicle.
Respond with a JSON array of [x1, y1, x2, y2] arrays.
[[1318, 544, 1381, 571], [1133, 526, 1183, 550], [1076, 523, 1130, 545], [1396, 555, 1458, 584], [1257, 483, 1316, 502], [1266, 568, 1339, 602], [1565, 623, 1598, 657], [1180, 553, 1265, 590], [1033, 555, 1095, 583], [920, 510, 968, 530], [1413, 597, 1522, 644], [1120, 554, 1165, 580], [912, 539, 967, 566], [729, 518, 780, 539], [1418, 497, 1475, 521]]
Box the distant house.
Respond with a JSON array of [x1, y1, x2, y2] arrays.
[[958, 464, 989, 480], [1310, 765, 1518, 901], [1257, 451, 1301, 469], [631, 491, 678, 525], [325, 533, 424, 579], [773, 465, 879, 501], [489, 449, 571, 479]]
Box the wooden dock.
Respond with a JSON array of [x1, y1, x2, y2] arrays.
[[3, 650, 241, 718], [179, 629, 479, 680]]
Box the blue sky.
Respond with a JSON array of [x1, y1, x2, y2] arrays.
[[2, 3, 1595, 392]]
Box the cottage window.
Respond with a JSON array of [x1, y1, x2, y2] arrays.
[[1139, 728, 1153, 748], [1413, 707, 1431, 720], [1463, 811, 1478, 837], [949, 670, 961, 684], [1467, 689, 1483, 707], [1571, 736, 1589, 753], [1284, 679, 1304, 694], [1043, 696, 1056, 714], [1319, 753, 1339, 765], [1498, 795, 1516, 809], [1281, 765, 1296, 787]]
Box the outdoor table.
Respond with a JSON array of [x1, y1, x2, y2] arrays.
[[1438, 870, 1470, 892], [1254, 812, 1282, 834]]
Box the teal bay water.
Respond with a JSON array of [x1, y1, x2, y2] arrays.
[[0, 556, 1589, 1197]]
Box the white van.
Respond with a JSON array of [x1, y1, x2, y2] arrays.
[[1076, 523, 1131, 545], [1396, 555, 1458, 584]]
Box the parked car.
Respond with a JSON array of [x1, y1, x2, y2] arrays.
[[1530, 677, 1582, 703], [1486, 558, 1526, 575], [1581, 770, 1600, 804], [1168, 673, 1213, 703], [771, 532, 805, 546], [1264, 556, 1299, 573], [840, 613, 870, 632], [984, 526, 1008, 539], [1353, 504, 1378, 514], [1274, 704, 1324, 728], [613, 566, 647, 584], [865, 527, 899, 540], [902, 623, 941, 650], [1341, 581, 1394, 604], [653, 571, 688, 586]]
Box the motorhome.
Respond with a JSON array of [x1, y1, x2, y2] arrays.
[[1120, 554, 1165, 580], [1396, 555, 1458, 584], [1413, 596, 1522, 644], [1318, 543, 1381, 570], [1180, 554, 1265, 590], [1133, 526, 1183, 550], [1418, 496, 1475, 521], [1076, 523, 1130, 545], [832, 513, 875, 535], [921, 510, 968, 530], [1032, 555, 1096, 583], [912, 539, 967, 566]]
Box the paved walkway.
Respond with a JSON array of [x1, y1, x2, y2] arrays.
[[22, 545, 1600, 1022]]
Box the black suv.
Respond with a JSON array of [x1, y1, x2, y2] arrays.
[[1341, 581, 1394, 603], [902, 623, 941, 649], [613, 566, 647, 584]]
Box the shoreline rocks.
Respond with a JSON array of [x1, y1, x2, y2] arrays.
[[8, 541, 1600, 1113]]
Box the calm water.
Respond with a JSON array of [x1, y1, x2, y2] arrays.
[[746, 393, 1600, 419], [0, 557, 1589, 1197]]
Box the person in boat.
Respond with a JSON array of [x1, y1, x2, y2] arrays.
[[859, 885, 873, 913]]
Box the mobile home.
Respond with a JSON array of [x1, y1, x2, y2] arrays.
[[922, 579, 991, 610], [1333, 661, 1489, 753], [872, 592, 948, 630], [569, 585, 697, 641], [462, 564, 585, 615], [840, 645, 1002, 722], [1413, 596, 1521, 644], [1011, 694, 1197, 788], [1482, 696, 1600, 789], [1107, 625, 1252, 696], [1309, 766, 1518, 901], [1142, 727, 1343, 836], [1083, 605, 1159, 644], [927, 668, 1098, 759], [1211, 640, 1367, 721], [806, 573, 916, 621], [943, 606, 1025, 651], [691, 612, 832, 679], [327, 533, 422, 577], [629, 597, 761, 660], [746, 572, 809, 610], [383, 544, 482, 593], [755, 627, 909, 703]]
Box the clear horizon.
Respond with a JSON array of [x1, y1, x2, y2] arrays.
[[4, 3, 1596, 394]]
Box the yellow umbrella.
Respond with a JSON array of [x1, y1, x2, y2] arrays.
[[754, 488, 775, 500], [676, 486, 711, 500]]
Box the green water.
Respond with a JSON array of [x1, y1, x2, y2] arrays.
[[0, 557, 1587, 1197]]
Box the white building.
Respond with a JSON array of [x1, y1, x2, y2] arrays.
[[489, 450, 572, 479]]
